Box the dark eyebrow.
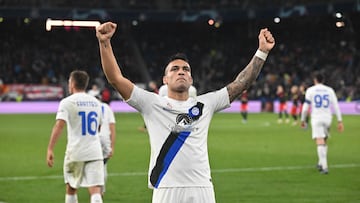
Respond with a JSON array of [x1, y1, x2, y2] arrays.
[[170, 65, 190, 69]]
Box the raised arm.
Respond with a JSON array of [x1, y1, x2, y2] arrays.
[[96, 22, 134, 100], [227, 28, 275, 102]]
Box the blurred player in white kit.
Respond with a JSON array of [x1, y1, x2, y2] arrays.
[[47, 70, 105, 203], [301, 73, 344, 174]]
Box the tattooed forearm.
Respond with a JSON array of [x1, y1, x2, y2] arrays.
[[227, 57, 265, 102]]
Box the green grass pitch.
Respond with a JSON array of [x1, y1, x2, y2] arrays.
[[0, 113, 359, 202]]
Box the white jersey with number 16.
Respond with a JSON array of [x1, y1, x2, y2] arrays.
[[56, 92, 103, 162]]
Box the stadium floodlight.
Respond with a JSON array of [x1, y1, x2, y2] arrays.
[[335, 21, 345, 28], [208, 19, 215, 26], [46, 18, 100, 31], [274, 17, 281, 24], [335, 12, 343, 19]]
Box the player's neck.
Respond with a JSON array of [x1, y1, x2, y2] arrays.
[[72, 89, 85, 94], [167, 91, 189, 101]]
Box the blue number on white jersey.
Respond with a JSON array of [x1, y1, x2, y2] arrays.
[[314, 94, 329, 108], [78, 111, 98, 136]]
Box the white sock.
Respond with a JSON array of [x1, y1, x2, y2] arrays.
[[65, 194, 78, 203], [91, 193, 103, 203], [102, 163, 107, 194], [317, 145, 328, 170], [323, 145, 328, 169]]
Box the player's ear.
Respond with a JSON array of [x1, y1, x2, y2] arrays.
[[163, 75, 168, 85]]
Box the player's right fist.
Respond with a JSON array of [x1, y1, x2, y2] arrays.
[[96, 22, 117, 42]]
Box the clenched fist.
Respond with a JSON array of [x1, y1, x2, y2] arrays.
[[96, 22, 117, 42], [258, 28, 275, 53]]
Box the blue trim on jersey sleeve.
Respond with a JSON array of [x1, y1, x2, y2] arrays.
[[305, 99, 311, 104]]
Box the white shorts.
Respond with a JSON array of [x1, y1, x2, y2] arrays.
[[64, 158, 104, 189], [311, 119, 331, 139], [152, 187, 216, 203]]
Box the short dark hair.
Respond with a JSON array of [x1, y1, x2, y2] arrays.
[[70, 70, 89, 90], [164, 53, 190, 75], [167, 53, 189, 64], [314, 73, 324, 83]]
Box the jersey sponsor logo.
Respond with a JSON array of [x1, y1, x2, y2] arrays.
[[172, 102, 204, 132], [176, 113, 192, 125]]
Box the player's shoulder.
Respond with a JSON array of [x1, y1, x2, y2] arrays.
[[75, 92, 102, 105], [159, 85, 168, 90], [315, 84, 335, 93], [323, 84, 335, 91], [309, 84, 327, 91], [60, 94, 76, 104], [158, 85, 168, 97], [101, 102, 113, 110], [197, 87, 227, 100]]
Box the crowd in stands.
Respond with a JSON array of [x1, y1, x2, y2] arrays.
[[0, 13, 359, 104], [0, 0, 355, 10], [132, 17, 360, 103]]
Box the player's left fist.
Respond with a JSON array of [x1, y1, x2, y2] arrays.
[[258, 28, 275, 53]]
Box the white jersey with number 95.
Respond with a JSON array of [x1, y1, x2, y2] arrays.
[[303, 84, 342, 122]]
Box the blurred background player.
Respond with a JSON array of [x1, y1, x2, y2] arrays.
[[300, 73, 344, 174], [299, 83, 309, 127], [276, 84, 289, 123], [87, 83, 101, 97], [159, 84, 197, 98], [290, 85, 300, 126], [239, 90, 248, 123], [148, 80, 159, 94], [100, 87, 112, 105], [46, 70, 104, 203], [94, 93, 116, 196]]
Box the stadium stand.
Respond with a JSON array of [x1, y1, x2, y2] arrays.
[[0, 0, 359, 102]]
